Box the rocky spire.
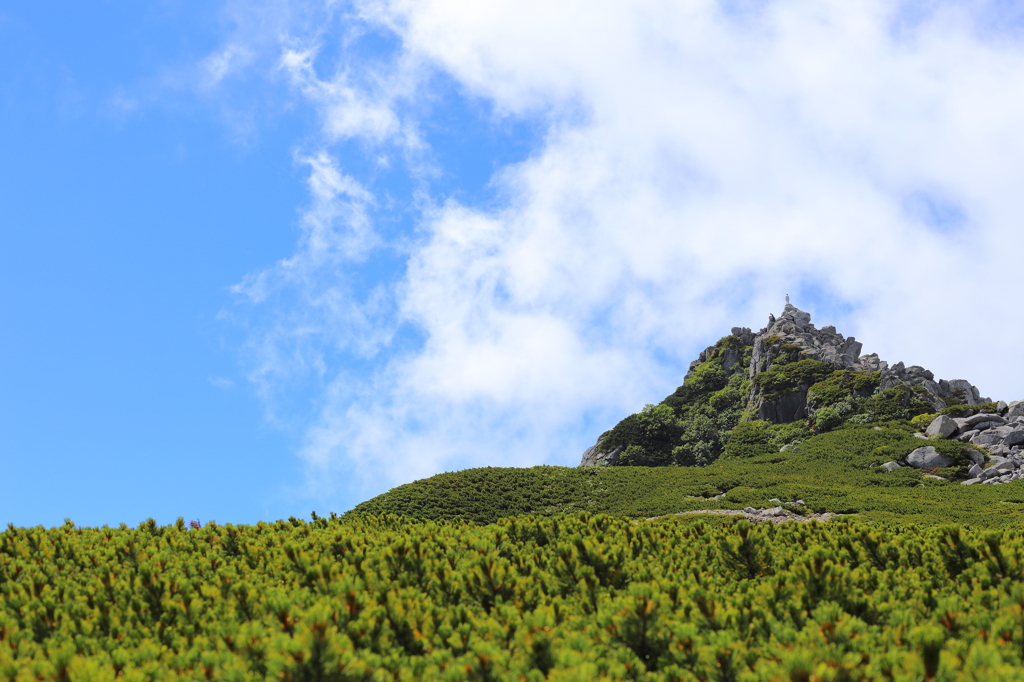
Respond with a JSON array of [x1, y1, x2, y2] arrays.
[[743, 305, 989, 419]]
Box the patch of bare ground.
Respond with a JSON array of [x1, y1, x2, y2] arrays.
[[649, 508, 840, 524]]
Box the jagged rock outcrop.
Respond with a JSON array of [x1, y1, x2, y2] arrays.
[[739, 304, 989, 423], [748, 305, 871, 376], [578, 439, 623, 467]]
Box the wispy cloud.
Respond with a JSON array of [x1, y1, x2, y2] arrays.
[[230, 149, 395, 424], [200, 43, 256, 89], [208, 376, 235, 389], [279, 47, 402, 142], [213, 0, 1024, 506]]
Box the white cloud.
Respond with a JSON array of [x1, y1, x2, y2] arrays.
[[279, 46, 403, 141], [200, 43, 255, 88], [230, 151, 395, 423], [225, 0, 1024, 505], [234, 151, 377, 304]]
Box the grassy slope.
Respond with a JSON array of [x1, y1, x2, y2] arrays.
[[350, 423, 1024, 528]]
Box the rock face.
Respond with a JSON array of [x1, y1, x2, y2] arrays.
[[579, 439, 623, 467], [757, 390, 808, 423]]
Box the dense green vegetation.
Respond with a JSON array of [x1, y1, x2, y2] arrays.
[[751, 359, 833, 401], [805, 371, 881, 412], [354, 423, 1023, 528], [599, 336, 752, 467], [7, 514, 1024, 680]]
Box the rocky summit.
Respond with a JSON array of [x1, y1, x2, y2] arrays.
[[722, 303, 988, 421], [580, 304, 1020, 480]]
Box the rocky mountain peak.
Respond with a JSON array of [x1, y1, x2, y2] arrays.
[[689, 304, 988, 421], [750, 305, 986, 414], [581, 304, 998, 468], [751, 304, 877, 376]]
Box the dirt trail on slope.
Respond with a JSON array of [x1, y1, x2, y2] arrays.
[[649, 508, 840, 524]]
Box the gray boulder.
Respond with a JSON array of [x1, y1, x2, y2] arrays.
[[1005, 428, 1024, 448], [730, 327, 755, 345], [961, 478, 981, 485], [879, 461, 902, 472], [997, 401, 1009, 414], [925, 415, 958, 439], [974, 427, 1017, 447], [947, 379, 985, 406], [856, 353, 884, 372], [957, 429, 980, 443], [980, 461, 1015, 480], [905, 446, 953, 469], [964, 413, 1005, 428], [965, 449, 985, 466], [1008, 401, 1024, 420], [967, 463, 984, 478]]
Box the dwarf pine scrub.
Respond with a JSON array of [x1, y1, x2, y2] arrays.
[[5, 514, 1024, 681]]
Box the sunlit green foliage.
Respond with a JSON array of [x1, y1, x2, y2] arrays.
[[942, 403, 999, 418], [600, 335, 752, 466], [751, 359, 834, 401], [806, 371, 881, 411], [6, 515, 1024, 680], [614, 405, 683, 467]]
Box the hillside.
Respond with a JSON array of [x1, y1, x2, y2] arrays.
[[354, 304, 1024, 527], [351, 422, 1024, 528]]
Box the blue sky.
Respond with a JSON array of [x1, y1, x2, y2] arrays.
[[4, 1, 1024, 528]]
